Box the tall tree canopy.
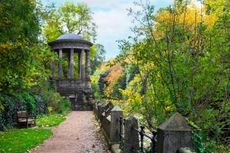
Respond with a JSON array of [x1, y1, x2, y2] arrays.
[[0, 0, 50, 92], [42, 2, 97, 42]]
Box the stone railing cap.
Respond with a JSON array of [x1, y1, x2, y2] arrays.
[[111, 105, 122, 111], [159, 112, 191, 131]]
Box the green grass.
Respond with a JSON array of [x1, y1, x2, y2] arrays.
[[0, 128, 52, 153], [36, 114, 66, 127], [0, 114, 66, 153]]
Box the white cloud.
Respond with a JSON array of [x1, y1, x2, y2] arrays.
[[93, 4, 133, 36], [83, 0, 128, 8], [41, 0, 174, 60], [89, 1, 135, 60]]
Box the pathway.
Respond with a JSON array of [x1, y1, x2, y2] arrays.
[[31, 111, 109, 153]]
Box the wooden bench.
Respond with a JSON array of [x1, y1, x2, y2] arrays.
[[17, 111, 36, 128]]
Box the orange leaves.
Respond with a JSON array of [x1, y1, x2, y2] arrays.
[[103, 64, 124, 96], [104, 64, 124, 82]]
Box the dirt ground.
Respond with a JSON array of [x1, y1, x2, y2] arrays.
[[30, 111, 109, 153]]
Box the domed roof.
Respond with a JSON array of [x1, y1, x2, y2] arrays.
[[48, 33, 93, 48], [56, 33, 84, 41]]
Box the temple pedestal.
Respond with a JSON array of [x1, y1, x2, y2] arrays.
[[54, 79, 93, 111]]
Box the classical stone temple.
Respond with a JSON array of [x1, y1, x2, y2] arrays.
[[48, 33, 94, 110]]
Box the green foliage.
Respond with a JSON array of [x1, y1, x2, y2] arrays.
[[192, 132, 206, 153], [43, 89, 71, 114], [98, 70, 110, 97], [42, 2, 96, 42], [0, 88, 70, 130], [111, 74, 126, 99], [0, 128, 52, 153], [94, 0, 229, 151], [0, 91, 47, 130], [0, 0, 51, 93], [90, 44, 106, 74], [36, 114, 66, 127], [0, 94, 18, 130], [13, 92, 36, 115]]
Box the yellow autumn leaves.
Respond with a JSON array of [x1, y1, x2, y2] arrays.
[[154, 2, 219, 40]]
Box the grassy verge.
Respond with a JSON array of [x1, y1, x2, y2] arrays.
[[0, 128, 52, 153], [36, 114, 66, 127]]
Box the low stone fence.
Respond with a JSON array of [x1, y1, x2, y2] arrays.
[[94, 101, 193, 153]]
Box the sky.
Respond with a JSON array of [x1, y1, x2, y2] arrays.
[[41, 0, 174, 60]]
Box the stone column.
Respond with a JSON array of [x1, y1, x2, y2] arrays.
[[80, 49, 85, 80], [58, 49, 63, 79], [78, 52, 81, 80], [51, 61, 55, 80], [69, 48, 74, 79], [85, 50, 90, 80], [51, 49, 55, 80]]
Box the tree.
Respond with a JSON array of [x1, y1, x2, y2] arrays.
[[0, 0, 51, 93], [42, 2, 97, 42], [110, 0, 229, 151], [90, 44, 106, 74]]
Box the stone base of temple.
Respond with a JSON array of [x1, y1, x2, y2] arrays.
[[73, 103, 93, 111], [51, 79, 94, 111]]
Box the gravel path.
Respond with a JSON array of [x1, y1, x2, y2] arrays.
[[31, 111, 109, 153]]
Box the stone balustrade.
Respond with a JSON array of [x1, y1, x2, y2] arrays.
[[94, 101, 193, 153]]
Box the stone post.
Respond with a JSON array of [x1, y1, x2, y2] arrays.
[[78, 52, 81, 80], [97, 103, 103, 121], [157, 113, 192, 153], [85, 50, 90, 79], [110, 105, 123, 144], [80, 49, 85, 80], [58, 49, 63, 79], [69, 48, 74, 79], [124, 116, 139, 153]]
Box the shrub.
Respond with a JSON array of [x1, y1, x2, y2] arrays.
[[0, 88, 70, 131], [14, 92, 36, 115], [34, 94, 47, 114], [0, 91, 47, 130], [0, 94, 18, 130], [43, 89, 70, 114], [58, 97, 70, 114]]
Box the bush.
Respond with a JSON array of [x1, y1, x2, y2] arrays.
[[58, 97, 70, 114], [0, 94, 18, 130], [14, 92, 36, 115], [0, 87, 70, 131], [43, 89, 70, 114], [0, 92, 46, 130], [0, 91, 43, 130], [34, 94, 47, 114]]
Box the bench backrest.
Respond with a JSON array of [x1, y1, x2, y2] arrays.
[[17, 111, 28, 118]]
